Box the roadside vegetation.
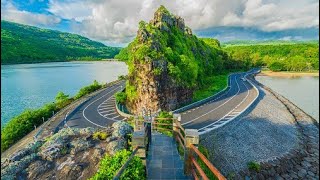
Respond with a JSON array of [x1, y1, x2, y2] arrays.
[[1, 80, 105, 152]]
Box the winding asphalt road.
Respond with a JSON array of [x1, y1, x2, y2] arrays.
[[180, 69, 260, 134], [63, 69, 259, 133], [65, 81, 126, 129]]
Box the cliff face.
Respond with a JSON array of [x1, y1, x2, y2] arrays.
[[124, 6, 226, 115], [126, 58, 193, 115]]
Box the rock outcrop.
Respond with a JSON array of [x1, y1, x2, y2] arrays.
[[1, 122, 133, 180], [124, 6, 199, 115]]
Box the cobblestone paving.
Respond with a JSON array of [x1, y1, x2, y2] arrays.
[[147, 132, 191, 180]]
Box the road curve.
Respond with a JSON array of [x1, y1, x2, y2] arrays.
[[180, 69, 259, 134], [66, 81, 126, 129]]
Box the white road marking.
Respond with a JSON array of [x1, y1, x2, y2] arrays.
[[98, 110, 114, 113], [82, 86, 122, 128], [103, 112, 117, 117], [98, 107, 113, 110]]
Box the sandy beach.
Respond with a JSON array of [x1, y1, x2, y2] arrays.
[[257, 70, 319, 77]]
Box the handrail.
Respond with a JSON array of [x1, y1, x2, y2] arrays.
[[154, 117, 175, 120], [190, 144, 226, 180], [153, 127, 174, 131], [191, 169, 199, 180], [191, 157, 209, 180], [176, 130, 185, 144], [113, 146, 142, 180], [175, 134, 185, 150], [153, 122, 173, 126]]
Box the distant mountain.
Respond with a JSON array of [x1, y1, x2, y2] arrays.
[[222, 39, 319, 46], [1, 21, 121, 64], [195, 26, 319, 43]]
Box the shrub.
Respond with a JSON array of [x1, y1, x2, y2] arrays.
[[155, 111, 173, 137], [247, 161, 261, 172], [55, 91, 71, 109], [115, 92, 127, 104], [75, 80, 102, 99], [90, 150, 145, 180], [93, 131, 108, 140]]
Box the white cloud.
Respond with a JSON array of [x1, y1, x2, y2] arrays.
[[4, 0, 317, 44], [47, 0, 318, 44], [1, 0, 61, 26]]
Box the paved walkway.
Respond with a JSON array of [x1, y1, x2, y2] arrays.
[[147, 132, 191, 180]]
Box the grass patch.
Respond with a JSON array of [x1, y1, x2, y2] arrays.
[[192, 74, 228, 102]]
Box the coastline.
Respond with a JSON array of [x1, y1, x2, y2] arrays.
[[257, 70, 319, 77]]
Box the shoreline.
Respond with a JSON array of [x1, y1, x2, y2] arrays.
[[257, 70, 319, 77]]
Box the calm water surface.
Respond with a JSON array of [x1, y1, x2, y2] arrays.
[[1, 61, 128, 126], [256, 76, 319, 122]]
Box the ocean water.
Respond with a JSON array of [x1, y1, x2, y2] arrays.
[[1, 61, 128, 126]]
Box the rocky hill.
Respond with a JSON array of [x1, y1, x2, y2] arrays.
[[1, 122, 133, 180], [119, 6, 229, 115]]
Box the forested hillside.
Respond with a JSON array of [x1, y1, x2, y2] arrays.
[[223, 43, 319, 71], [1, 21, 121, 64]]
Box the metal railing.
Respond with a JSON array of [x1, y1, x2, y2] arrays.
[[172, 118, 226, 180]]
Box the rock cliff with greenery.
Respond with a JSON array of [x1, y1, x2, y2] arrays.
[[118, 6, 235, 115], [1, 21, 120, 64]]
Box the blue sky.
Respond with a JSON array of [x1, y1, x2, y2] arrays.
[[1, 0, 319, 47]]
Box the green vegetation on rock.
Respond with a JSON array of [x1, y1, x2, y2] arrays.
[[1, 21, 121, 64]]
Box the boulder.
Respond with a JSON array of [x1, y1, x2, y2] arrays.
[[111, 121, 133, 138]]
